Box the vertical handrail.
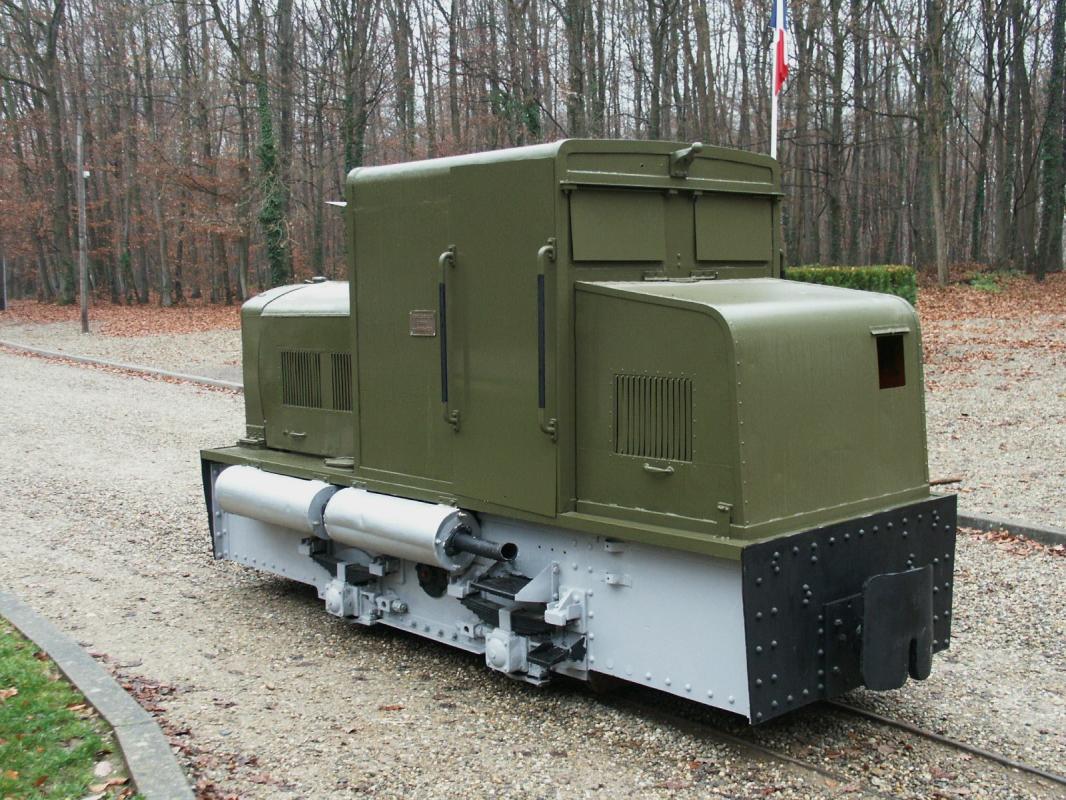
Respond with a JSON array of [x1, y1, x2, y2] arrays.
[[537, 238, 558, 441], [438, 246, 460, 431]]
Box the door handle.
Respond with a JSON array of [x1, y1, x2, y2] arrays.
[[438, 246, 460, 431], [537, 238, 557, 441], [283, 430, 307, 440], [643, 462, 675, 475]]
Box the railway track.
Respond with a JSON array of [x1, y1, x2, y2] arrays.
[[607, 691, 888, 798], [0, 341, 243, 391], [826, 700, 1066, 788], [610, 688, 1066, 798]]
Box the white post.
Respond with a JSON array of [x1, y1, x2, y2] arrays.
[[76, 116, 89, 334]]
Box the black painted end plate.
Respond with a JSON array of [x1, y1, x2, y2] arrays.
[[740, 494, 957, 724]]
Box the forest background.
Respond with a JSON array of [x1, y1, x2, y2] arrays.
[[0, 0, 1063, 306]]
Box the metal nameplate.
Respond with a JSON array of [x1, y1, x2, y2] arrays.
[[409, 309, 437, 336]]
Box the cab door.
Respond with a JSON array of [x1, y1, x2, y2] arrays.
[[443, 160, 557, 516]]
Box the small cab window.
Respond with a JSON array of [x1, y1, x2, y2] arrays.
[[877, 334, 906, 389]]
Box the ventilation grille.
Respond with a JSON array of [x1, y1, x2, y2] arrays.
[[281, 351, 323, 408], [614, 374, 693, 461], [331, 353, 353, 411]]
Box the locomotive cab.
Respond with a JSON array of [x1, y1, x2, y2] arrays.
[[202, 140, 956, 723]]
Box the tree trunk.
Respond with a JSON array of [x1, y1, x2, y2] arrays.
[[970, 0, 998, 262], [563, 0, 588, 136], [1036, 0, 1065, 279], [43, 0, 74, 303], [827, 0, 845, 264], [925, 0, 949, 284]]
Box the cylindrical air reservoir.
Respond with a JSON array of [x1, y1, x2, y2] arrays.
[[323, 487, 477, 572], [215, 465, 336, 538]]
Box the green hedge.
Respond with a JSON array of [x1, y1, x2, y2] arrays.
[[784, 265, 917, 306]]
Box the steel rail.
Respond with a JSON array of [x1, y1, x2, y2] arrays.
[[610, 693, 900, 800], [827, 700, 1066, 788]]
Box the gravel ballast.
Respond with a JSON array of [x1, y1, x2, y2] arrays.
[[0, 351, 1063, 798]]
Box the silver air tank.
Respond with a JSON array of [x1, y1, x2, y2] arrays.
[[322, 487, 477, 572], [213, 466, 515, 572], [215, 465, 336, 538]]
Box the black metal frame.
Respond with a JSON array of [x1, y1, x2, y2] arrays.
[[741, 494, 957, 723]]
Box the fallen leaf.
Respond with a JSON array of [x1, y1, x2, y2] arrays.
[[655, 779, 691, 790], [377, 704, 404, 712], [0, 687, 18, 701], [4, 769, 20, 779]]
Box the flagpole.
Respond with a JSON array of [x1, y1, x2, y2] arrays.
[[771, 79, 779, 160], [770, 0, 780, 160]]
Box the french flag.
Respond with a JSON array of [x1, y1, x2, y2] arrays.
[[770, 0, 789, 158], [771, 0, 790, 96]]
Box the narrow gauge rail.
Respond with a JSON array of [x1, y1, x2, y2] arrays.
[[606, 692, 900, 800], [617, 690, 1065, 797], [3, 345, 1061, 791], [0, 342, 244, 391], [827, 701, 1066, 789]]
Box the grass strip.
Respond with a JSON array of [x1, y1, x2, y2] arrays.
[[0, 617, 126, 798]]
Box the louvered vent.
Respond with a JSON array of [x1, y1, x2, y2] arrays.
[[281, 351, 323, 408], [614, 374, 693, 461], [331, 353, 353, 411]]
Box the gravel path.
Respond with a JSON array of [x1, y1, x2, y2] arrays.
[[924, 314, 1065, 529], [0, 352, 1062, 799]]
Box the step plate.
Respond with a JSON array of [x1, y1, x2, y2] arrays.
[[470, 574, 532, 600]]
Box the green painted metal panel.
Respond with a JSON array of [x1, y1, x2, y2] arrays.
[[258, 316, 354, 458], [574, 278, 930, 538], [725, 283, 928, 530], [351, 168, 454, 489], [695, 194, 774, 264], [447, 159, 558, 515], [570, 190, 666, 262], [240, 285, 305, 441], [574, 290, 736, 534]]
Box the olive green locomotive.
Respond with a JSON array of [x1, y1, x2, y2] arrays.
[[202, 140, 956, 723]]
